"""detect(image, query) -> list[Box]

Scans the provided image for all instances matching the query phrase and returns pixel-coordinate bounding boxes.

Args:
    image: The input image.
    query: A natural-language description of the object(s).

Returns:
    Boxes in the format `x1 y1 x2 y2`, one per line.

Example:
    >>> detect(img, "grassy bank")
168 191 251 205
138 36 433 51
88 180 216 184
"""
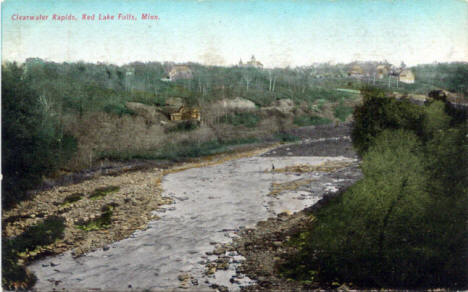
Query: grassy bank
97 133 299 162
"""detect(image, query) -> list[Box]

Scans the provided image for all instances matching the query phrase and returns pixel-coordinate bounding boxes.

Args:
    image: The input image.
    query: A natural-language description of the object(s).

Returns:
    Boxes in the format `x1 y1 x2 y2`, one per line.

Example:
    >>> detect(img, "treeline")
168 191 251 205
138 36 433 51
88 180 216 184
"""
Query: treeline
17 59 468 112
412 62 468 96
281 87 467 288
18 58 357 113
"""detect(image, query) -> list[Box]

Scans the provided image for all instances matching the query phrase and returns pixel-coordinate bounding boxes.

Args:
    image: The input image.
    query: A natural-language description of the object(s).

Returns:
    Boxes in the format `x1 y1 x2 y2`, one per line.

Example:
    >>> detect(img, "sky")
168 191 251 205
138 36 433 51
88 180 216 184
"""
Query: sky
2 0 467 67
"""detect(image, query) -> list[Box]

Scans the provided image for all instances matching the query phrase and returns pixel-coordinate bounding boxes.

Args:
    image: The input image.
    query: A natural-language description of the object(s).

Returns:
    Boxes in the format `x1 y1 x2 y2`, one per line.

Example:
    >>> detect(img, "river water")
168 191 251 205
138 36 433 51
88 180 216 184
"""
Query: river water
30 153 358 291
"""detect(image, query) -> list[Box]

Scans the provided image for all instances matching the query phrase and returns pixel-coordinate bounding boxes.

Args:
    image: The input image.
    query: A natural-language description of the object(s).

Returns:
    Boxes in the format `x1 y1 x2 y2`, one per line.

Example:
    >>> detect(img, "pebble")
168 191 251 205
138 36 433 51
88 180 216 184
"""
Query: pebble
273 241 282 247
177 273 190 281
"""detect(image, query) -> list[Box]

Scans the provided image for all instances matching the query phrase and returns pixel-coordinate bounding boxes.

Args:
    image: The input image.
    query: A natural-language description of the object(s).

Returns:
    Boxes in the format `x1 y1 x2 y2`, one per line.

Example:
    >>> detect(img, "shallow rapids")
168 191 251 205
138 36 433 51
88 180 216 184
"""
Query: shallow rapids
30 154 358 291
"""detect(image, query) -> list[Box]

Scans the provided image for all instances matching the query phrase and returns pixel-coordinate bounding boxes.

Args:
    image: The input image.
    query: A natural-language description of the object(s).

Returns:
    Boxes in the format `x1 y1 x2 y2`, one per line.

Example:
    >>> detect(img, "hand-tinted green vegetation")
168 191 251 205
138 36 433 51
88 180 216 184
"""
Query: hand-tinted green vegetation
2 63 77 209
166 120 200 132
281 88 467 289
61 192 84 205
75 202 118 231
334 101 353 121
88 186 120 200
220 112 260 128
2 216 66 290
100 137 261 162
412 62 468 96
2 59 466 211
293 115 332 126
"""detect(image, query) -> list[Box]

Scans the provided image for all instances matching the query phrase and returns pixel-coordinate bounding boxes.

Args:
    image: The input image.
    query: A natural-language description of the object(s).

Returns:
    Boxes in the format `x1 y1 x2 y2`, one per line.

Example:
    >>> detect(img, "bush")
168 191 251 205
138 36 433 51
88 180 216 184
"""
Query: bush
2 216 65 289
167 120 200 132
334 101 353 121
220 112 260 128
293 115 331 126
103 103 135 116
351 87 424 155
89 186 120 200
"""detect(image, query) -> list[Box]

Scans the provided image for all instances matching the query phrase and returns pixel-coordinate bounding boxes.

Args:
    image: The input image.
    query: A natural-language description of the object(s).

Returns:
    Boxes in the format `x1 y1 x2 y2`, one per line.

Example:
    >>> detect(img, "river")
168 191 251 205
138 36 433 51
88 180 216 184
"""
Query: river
30 143 359 291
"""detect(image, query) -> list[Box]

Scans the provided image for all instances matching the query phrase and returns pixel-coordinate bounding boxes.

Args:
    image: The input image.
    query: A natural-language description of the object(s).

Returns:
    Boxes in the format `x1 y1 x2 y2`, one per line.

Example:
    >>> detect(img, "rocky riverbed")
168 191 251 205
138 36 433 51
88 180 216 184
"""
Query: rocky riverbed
5 124 362 291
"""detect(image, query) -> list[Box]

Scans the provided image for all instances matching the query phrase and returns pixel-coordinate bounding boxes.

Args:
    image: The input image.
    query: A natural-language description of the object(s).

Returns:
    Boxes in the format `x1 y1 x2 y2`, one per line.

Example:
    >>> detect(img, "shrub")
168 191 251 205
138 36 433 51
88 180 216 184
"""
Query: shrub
293 115 331 126
351 87 424 155
76 209 113 231
103 103 135 116
62 193 84 205
2 216 65 289
89 186 120 200
334 101 353 121
220 112 260 128
167 120 199 132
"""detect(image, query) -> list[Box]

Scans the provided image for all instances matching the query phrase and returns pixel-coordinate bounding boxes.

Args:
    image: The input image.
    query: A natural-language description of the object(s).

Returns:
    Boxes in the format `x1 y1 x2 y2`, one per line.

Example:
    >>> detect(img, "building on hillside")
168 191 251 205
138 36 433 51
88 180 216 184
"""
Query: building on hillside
376 64 390 79
165 106 201 121
348 64 364 78
399 69 415 84
166 66 193 81
239 55 263 69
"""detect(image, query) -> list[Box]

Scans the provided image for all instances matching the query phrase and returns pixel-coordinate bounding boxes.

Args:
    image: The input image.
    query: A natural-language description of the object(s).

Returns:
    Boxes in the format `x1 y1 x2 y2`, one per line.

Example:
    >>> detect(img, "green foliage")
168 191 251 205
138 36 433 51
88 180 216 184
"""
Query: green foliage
293 115 332 126
274 132 301 142
103 103 136 116
412 62 468 97
62 193 84 205
75 204 117 231
88 186 120 200
98 137 259 161
351 87 425 155
2 216 65 290
129 90 166 106
2 63 77 209
220 112 260 128
283 130 432 288
282 87 467 289
167 120 200 132
334 101 353 121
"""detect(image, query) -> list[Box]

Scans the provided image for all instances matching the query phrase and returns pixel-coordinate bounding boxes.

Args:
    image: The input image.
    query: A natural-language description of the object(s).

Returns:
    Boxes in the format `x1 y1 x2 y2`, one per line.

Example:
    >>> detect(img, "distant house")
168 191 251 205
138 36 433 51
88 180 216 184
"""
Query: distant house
239 55 263 69
399 69 415 84
165 106 201 121
348 65 364 78
166 66 193 81
376 64 390 79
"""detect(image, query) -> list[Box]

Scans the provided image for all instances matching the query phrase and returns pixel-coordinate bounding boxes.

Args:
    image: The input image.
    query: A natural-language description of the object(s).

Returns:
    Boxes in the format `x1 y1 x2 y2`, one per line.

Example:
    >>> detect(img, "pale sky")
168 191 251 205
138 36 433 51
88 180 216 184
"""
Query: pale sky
2 0 467 67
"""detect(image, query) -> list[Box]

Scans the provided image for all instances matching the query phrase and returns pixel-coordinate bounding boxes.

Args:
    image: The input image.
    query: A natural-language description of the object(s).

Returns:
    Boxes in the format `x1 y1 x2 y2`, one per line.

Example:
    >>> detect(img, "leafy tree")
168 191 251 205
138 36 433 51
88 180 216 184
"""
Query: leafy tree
352 87 424 155
282 87 467 289
283 130 432 288
2 63 76 209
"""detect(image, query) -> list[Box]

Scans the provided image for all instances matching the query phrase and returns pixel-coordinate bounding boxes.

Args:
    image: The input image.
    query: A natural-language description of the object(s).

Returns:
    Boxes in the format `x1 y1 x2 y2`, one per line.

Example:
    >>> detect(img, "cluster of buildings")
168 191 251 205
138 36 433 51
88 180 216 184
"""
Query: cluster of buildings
348 63 415 84
238 55 264 69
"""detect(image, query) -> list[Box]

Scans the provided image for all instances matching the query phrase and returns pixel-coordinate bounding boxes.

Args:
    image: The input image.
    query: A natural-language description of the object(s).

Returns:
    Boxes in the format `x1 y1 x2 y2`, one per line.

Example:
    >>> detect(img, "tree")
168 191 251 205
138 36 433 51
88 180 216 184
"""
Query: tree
2 63 76 209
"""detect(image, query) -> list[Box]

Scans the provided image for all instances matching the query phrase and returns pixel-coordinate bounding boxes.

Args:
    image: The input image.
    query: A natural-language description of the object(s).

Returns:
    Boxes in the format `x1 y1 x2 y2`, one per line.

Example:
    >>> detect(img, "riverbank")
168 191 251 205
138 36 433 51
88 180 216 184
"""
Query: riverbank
3 124 358 290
